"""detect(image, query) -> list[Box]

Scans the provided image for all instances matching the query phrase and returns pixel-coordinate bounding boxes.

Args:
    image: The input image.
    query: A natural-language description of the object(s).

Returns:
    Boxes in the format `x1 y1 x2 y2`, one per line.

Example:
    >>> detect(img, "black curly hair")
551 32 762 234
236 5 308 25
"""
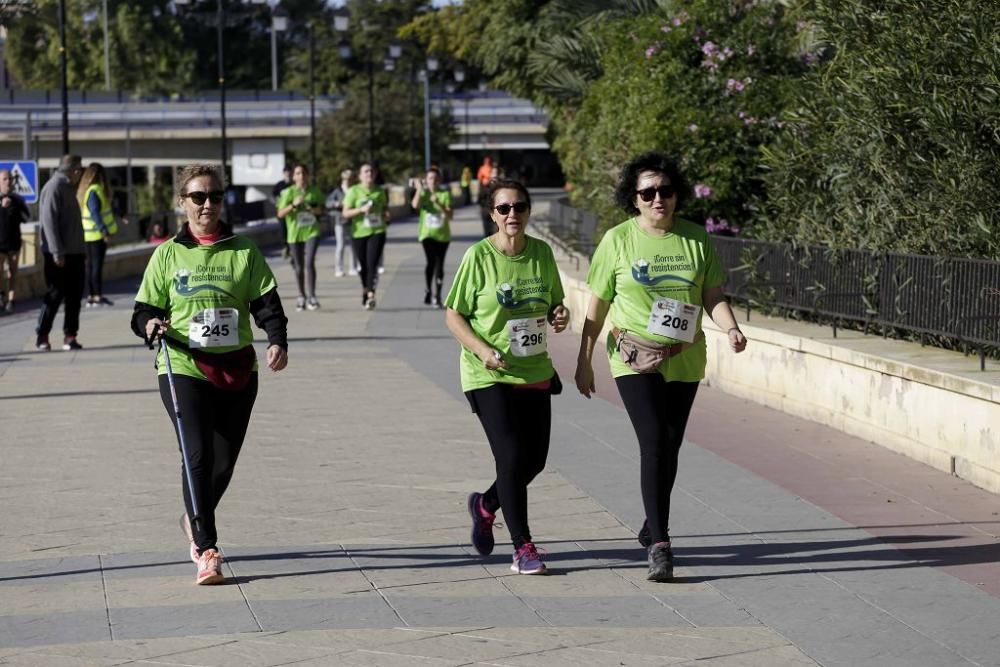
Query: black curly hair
613 152 689 215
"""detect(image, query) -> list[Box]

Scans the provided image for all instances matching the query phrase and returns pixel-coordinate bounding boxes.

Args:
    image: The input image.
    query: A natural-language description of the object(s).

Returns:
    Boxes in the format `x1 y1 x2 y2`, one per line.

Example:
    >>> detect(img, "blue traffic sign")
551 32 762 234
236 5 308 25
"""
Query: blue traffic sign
0 161 39 204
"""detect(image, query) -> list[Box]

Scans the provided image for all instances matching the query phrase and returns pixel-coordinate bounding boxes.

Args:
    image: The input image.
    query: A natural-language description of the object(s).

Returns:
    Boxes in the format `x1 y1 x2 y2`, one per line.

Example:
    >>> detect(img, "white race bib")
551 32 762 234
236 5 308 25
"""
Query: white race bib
297 211 317 227
364 214 382 229
646 297 700 343
507 317 548 357
188 308 239 348
425 213 443 230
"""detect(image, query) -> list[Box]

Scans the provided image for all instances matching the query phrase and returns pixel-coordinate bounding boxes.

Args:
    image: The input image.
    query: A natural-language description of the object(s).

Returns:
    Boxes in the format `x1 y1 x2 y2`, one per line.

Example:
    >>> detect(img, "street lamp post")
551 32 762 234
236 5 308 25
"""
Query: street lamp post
175 0 268 180
308 22 316 174
58 0 69 154
271 6 289 91
422 56 438 171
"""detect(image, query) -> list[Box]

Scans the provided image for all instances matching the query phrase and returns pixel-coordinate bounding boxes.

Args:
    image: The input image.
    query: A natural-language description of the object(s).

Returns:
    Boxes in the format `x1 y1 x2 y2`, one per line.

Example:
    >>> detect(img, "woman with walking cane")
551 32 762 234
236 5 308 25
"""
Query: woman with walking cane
130 164 289 585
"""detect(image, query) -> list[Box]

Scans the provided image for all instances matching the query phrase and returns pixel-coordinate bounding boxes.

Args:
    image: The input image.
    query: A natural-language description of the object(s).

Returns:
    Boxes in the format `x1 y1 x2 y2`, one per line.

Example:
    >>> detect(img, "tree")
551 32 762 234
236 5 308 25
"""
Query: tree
313 74 454 186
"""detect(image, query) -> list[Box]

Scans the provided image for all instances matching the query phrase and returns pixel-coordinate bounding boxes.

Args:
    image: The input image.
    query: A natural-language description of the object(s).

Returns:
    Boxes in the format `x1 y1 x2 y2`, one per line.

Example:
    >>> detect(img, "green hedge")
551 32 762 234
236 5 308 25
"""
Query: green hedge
556 0 808 236
756 0 1000 259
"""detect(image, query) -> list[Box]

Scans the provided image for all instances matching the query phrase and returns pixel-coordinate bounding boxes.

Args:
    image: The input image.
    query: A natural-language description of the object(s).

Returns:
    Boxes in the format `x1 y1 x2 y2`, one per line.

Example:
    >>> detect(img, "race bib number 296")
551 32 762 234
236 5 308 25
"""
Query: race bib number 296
507 317 547 357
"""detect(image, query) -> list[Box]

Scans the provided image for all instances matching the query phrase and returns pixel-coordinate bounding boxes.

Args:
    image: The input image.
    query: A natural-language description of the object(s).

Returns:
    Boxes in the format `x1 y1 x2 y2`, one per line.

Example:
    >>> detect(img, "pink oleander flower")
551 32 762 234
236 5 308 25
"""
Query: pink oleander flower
722 47 733 58
701 41 718 56
694 184 714 199
705 216 719 232
661 25 672 33
747 45 757 56
687 123 699 132
645 44 660 58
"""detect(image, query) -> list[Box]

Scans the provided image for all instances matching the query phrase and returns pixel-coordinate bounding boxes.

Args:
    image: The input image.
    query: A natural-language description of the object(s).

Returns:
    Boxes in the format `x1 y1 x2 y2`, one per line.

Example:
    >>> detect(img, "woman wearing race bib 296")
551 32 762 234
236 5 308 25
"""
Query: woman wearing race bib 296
411 166 452 308
342 163 389 310
130 164 289 586
445 179 570 576
573 152 747 582
276 163 324 312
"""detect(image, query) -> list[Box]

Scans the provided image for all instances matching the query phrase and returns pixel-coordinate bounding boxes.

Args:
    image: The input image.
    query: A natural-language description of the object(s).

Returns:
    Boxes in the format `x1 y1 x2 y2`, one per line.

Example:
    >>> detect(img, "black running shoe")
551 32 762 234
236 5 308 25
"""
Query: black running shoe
647 541 674 582
467 492 496 556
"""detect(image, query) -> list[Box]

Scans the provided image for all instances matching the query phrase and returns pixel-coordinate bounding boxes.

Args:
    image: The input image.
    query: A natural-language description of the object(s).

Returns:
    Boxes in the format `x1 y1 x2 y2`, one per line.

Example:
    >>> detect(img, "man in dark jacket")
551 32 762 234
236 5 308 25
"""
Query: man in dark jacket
36 155 86 351
0 168 30 314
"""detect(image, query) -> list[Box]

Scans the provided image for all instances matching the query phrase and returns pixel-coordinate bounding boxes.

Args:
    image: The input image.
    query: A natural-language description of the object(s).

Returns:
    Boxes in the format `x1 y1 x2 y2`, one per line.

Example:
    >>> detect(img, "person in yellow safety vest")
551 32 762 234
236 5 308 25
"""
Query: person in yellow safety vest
78 162 120 307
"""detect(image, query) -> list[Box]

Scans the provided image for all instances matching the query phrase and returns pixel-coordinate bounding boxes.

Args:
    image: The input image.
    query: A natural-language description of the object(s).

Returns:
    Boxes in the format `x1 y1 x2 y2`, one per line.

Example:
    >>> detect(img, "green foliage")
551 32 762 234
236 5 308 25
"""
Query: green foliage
557 0 806 234
312 74 455 186
757 0 1000 259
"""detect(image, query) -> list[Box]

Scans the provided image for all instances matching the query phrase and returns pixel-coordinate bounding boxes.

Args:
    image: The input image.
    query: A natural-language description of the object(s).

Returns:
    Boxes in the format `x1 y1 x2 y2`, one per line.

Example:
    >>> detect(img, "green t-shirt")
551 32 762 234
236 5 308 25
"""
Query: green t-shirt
343 184 388 239
277 184 324 244
446 236 565 392
135 235 278 380
586 217 725 382
417 188 453 243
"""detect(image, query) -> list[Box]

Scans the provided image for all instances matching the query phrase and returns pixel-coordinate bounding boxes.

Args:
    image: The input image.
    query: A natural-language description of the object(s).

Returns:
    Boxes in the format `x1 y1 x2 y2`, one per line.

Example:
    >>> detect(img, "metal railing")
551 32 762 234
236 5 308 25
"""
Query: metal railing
540 200 1000 369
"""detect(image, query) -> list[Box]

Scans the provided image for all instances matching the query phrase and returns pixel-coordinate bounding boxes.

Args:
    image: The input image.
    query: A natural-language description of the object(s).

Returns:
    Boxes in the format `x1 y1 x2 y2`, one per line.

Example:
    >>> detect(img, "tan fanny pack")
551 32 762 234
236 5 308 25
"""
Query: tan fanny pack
613 326 703 374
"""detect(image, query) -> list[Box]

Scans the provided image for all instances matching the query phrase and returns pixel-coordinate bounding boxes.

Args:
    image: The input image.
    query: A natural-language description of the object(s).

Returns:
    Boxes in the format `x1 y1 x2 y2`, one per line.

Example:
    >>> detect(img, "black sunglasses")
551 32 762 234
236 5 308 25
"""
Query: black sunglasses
494 202 529 216
636 185 676 202
183 190 225 205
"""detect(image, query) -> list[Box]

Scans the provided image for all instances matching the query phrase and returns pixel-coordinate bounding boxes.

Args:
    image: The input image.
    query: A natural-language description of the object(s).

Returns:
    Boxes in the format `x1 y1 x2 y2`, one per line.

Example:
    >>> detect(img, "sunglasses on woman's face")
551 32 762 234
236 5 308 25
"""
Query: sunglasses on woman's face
636 185 676 202
183 190 225 205
494 202 529 216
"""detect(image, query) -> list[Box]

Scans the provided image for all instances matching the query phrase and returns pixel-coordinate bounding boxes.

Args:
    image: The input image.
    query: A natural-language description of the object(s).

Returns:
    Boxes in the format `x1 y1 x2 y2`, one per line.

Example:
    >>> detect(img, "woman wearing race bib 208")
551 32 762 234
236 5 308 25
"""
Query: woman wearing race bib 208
131 164 289 586
445 179 570 575
573 153 747 582
342 163 389 310
276 163 324 312
411 166 452 307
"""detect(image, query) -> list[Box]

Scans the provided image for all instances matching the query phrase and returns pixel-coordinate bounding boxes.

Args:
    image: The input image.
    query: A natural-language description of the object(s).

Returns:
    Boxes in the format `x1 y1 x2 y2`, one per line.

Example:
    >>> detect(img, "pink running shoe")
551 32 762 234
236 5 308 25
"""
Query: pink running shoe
180 514 198 564
196 549 224 585
511 542 547 575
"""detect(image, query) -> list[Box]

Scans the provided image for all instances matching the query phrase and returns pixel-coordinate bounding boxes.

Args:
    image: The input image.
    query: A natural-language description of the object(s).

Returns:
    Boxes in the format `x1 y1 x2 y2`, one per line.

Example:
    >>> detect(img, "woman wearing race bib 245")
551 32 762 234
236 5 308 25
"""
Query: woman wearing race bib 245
445 179 570 575
574 152 747 582
131 164 289 586
276 163 324 312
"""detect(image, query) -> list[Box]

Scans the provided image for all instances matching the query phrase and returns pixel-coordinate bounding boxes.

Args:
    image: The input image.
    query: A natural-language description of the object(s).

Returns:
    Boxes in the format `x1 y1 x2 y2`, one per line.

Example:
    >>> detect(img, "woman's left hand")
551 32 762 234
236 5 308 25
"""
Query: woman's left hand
729 328 748 353
266 345 288 371
550 305 570 333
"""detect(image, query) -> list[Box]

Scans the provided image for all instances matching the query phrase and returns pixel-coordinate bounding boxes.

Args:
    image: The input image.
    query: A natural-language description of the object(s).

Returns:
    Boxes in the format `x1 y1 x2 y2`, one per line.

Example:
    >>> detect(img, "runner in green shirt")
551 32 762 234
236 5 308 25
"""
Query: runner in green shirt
276 164 324 311
410 166 453 307
573 152 747 582
131 164 289 586
445 178 571 576
342 163 390 309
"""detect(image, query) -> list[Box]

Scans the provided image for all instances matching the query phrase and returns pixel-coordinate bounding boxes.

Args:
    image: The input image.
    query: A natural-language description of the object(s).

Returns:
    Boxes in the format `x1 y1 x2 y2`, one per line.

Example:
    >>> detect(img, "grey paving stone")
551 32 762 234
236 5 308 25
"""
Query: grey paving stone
109 600 260 640
251 595 403 631
0 609 111 648
387 596 542 628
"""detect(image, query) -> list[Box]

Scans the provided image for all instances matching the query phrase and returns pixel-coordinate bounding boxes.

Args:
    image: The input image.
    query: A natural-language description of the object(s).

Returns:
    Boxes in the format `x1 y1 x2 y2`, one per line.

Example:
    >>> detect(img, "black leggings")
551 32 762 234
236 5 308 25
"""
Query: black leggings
615 375 699 545
85 240 107 297
467 383 551 550
289 237 319 298
421 239 449 294
352 233 386 293
158 372 258 553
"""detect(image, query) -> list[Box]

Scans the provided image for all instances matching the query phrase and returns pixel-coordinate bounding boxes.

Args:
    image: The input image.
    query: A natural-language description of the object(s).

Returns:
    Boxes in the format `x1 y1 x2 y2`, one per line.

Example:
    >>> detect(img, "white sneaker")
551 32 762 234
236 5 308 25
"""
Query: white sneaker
335 269 345 277
295 296 306 312
307 297 320 311
378 266 385 275
348 268 359 276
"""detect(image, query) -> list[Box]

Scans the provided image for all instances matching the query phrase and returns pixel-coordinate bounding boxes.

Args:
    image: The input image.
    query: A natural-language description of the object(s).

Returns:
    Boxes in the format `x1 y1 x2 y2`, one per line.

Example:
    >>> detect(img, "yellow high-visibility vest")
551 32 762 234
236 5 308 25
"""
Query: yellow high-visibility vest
81 184 118 242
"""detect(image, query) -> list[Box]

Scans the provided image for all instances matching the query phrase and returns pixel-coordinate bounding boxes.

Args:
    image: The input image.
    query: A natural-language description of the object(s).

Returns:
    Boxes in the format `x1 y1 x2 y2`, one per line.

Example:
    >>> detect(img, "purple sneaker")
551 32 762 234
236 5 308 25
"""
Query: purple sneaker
511 542 546 575
467 492 495 555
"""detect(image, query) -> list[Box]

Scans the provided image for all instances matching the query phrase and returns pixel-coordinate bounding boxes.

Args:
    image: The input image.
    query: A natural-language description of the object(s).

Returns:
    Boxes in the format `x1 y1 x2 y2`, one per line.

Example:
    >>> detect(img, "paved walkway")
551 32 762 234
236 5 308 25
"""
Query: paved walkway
0 204 998 666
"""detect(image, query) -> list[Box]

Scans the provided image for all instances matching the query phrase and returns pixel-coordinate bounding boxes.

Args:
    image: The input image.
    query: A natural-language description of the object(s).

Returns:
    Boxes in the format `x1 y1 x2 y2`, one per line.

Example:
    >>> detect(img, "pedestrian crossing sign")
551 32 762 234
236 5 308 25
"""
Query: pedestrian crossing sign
0 161 39 204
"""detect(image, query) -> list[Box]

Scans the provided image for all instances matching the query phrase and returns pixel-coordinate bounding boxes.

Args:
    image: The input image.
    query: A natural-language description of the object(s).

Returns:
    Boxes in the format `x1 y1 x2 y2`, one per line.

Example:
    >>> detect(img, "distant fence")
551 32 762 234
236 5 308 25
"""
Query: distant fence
540 199 1000 368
